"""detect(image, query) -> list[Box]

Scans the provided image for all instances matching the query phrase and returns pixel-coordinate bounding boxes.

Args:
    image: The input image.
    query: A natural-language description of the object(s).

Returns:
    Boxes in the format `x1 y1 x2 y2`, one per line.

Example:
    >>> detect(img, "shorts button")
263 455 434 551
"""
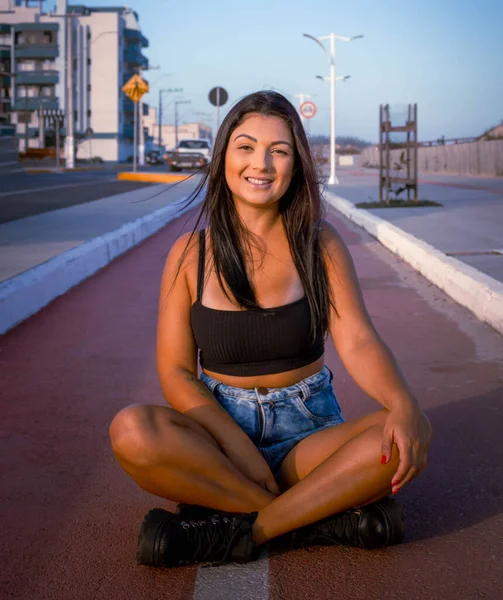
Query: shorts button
256 386 269 395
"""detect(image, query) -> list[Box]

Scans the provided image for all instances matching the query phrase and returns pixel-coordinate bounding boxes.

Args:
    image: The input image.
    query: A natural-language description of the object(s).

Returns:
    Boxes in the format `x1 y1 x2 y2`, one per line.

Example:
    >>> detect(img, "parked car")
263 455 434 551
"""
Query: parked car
146 150 164 165
165 151 208 172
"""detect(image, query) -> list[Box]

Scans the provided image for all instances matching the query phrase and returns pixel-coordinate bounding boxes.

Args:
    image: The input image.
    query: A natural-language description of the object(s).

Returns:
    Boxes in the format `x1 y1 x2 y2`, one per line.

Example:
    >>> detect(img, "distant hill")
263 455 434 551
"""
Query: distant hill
309 135 372 149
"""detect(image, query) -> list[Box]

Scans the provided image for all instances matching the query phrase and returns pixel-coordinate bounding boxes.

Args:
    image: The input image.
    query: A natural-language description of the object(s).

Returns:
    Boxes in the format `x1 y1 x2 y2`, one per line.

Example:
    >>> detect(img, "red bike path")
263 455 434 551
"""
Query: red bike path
1 205 502 600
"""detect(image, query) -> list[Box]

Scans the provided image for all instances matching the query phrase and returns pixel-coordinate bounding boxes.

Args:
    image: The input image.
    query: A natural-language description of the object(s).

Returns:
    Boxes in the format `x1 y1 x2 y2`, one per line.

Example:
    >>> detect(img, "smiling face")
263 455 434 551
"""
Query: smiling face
224 113 295 209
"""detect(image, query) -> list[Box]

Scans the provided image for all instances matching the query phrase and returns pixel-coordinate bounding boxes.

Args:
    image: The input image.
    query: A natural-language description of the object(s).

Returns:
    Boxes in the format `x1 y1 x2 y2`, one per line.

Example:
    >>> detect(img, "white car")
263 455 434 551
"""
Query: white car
174 139 212 161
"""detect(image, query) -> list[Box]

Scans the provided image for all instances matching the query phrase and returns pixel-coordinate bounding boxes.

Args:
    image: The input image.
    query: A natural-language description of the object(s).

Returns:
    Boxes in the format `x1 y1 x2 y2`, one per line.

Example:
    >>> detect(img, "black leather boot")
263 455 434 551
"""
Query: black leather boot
136 508 258 568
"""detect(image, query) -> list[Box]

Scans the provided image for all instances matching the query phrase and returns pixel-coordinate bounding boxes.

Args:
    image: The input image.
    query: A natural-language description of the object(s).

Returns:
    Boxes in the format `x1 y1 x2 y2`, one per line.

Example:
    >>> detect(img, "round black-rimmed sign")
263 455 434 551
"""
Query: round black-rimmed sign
209 87 228 107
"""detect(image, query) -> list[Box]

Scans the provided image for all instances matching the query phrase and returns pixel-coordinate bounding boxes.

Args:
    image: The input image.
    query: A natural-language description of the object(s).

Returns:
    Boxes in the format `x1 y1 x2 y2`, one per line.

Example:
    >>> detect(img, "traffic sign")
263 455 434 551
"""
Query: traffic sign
122 74 149 103
300 101 317 119
209 87 228 107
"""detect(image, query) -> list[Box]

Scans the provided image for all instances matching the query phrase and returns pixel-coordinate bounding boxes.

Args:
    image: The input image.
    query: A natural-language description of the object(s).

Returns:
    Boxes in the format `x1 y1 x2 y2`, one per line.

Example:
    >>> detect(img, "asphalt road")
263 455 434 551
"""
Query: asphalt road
0 168 160 224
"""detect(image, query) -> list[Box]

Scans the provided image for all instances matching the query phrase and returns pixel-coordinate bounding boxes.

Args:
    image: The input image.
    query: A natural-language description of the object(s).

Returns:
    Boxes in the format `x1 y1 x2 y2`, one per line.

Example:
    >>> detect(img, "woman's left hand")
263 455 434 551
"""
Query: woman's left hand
381 402 432 494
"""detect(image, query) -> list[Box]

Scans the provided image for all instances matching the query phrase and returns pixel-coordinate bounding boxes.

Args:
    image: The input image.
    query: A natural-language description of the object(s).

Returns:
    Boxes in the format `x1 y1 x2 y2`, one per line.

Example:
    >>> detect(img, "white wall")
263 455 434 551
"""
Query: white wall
85 11 120 160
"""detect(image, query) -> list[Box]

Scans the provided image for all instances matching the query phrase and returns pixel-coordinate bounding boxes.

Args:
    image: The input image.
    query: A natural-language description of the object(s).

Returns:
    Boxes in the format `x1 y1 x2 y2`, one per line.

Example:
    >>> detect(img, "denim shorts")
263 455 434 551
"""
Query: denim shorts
200 366 344 477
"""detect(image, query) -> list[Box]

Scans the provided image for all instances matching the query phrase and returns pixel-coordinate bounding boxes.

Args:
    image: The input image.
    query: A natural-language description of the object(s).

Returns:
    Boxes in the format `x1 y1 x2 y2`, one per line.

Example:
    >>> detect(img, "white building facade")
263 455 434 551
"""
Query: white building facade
144 106 213 152
0 0 150 161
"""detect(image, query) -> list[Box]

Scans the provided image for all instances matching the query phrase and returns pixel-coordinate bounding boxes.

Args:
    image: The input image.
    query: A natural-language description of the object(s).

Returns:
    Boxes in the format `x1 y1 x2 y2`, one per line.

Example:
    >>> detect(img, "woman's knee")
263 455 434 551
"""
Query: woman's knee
109 404 176 467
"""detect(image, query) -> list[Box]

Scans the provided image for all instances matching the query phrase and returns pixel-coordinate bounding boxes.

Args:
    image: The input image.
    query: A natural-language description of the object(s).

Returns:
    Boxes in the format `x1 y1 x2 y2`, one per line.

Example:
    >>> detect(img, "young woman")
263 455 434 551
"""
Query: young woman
109 91 431 568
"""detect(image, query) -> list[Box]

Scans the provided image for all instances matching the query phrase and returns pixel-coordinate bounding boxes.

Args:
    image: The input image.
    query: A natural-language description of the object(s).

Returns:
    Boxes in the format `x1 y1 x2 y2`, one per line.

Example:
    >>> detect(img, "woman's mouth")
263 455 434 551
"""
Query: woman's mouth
245 177 273 188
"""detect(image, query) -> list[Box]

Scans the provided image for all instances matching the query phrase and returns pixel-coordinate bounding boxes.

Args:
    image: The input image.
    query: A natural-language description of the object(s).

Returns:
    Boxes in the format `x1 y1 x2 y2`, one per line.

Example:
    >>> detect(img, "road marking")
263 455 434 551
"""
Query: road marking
193 551 269 600
0 177 118 198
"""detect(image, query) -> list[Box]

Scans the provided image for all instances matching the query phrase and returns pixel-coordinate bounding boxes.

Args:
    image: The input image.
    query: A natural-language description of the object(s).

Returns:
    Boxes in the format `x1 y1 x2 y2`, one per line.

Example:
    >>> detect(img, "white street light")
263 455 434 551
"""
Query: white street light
304 32 363 184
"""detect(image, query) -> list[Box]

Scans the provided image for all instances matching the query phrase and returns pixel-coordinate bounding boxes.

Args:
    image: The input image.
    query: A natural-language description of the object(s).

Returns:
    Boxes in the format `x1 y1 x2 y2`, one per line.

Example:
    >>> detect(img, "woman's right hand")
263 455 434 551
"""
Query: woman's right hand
223 443 280 496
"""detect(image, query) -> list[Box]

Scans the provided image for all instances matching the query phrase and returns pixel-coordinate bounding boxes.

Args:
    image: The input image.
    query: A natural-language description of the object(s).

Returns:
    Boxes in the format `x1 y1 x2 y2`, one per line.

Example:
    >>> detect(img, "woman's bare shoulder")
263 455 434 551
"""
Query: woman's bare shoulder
165 230 201 271
319 220 346 253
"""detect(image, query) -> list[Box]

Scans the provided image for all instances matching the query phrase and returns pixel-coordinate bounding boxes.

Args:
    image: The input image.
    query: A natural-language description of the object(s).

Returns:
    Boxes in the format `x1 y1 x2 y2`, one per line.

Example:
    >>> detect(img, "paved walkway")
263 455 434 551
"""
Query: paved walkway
0 176 201 283
1 186 502 598
332 167 503 283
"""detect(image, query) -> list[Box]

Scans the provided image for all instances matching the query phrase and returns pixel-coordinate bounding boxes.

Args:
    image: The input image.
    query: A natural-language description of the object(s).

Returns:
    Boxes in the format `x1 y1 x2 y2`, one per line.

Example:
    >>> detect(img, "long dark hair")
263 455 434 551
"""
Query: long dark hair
179 90 333 339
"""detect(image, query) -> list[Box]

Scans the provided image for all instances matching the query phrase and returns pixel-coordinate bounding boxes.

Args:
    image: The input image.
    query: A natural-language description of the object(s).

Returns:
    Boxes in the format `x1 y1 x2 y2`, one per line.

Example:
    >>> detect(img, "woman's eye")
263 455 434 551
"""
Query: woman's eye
238 145 253 151
272 149 288 156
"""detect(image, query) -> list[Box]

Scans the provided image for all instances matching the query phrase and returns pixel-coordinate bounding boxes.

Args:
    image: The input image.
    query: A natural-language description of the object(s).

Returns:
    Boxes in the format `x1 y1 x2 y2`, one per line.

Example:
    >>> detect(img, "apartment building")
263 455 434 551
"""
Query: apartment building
0 0 149 161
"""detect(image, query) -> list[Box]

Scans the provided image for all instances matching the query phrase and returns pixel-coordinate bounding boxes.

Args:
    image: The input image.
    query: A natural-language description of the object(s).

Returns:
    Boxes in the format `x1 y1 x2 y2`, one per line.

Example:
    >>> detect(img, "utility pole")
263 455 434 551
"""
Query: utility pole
158 87 182 150
174 99 190 147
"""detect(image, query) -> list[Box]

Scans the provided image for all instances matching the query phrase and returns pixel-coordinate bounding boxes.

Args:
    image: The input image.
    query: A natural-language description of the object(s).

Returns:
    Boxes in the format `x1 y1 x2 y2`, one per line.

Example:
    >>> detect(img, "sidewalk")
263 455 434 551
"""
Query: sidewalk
0 176 202 333
330 167 503 282
326 167 503 336
1 199 502 600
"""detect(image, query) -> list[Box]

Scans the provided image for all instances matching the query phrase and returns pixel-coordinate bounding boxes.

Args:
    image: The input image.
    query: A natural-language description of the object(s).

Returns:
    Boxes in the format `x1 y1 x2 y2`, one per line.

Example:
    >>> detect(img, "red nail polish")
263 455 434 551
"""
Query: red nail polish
392 487 399 495
381 455 387 464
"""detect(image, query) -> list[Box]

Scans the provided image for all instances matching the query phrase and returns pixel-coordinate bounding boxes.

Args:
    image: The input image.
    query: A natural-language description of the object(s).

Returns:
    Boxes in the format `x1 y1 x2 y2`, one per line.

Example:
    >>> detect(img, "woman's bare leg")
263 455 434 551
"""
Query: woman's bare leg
252 410 398 545
110 404 275 513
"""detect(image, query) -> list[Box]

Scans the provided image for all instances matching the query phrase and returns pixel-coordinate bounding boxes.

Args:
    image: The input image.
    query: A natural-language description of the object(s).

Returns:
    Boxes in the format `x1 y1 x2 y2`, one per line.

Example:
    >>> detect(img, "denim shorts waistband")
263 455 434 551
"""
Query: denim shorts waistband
200 365 333 402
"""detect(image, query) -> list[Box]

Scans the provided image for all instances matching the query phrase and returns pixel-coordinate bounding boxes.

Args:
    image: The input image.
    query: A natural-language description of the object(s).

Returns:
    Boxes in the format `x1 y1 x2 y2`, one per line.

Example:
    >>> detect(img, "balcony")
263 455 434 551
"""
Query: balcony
123 48 148 69
13 23 58 33
12 96 59 111
15 44 59 59
124 28 149 48
15 70 59 85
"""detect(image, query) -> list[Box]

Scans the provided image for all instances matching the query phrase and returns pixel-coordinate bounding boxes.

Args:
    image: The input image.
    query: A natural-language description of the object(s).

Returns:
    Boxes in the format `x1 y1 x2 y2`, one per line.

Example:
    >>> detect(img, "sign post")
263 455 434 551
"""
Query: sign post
208 86 228 133
122 73 149 171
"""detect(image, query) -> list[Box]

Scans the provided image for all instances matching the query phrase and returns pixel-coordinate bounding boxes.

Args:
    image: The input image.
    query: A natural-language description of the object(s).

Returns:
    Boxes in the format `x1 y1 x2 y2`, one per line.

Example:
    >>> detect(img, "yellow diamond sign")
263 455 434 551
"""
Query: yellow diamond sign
122 73 149 103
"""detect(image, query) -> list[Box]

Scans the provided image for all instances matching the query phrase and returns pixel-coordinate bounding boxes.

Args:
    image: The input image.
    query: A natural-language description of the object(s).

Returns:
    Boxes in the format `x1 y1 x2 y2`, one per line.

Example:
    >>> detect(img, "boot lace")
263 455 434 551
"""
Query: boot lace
176 515 245 566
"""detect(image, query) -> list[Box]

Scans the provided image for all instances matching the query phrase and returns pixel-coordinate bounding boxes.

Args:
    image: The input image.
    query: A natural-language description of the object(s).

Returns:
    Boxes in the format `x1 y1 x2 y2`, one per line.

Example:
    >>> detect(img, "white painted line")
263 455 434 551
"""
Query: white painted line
193 549 269 600
0 177 117 198
0 195 198 334
326 190 503 337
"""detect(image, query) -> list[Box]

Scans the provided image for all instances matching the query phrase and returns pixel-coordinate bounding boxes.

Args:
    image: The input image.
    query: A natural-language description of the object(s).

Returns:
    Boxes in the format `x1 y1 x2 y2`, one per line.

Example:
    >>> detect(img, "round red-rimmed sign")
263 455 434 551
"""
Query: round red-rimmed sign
300 101 317 119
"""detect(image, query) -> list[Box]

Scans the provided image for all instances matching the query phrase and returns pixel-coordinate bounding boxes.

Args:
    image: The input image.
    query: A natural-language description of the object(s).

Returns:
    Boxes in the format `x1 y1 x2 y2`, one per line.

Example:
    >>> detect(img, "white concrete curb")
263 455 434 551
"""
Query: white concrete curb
326 191 503 336
0 196 199 334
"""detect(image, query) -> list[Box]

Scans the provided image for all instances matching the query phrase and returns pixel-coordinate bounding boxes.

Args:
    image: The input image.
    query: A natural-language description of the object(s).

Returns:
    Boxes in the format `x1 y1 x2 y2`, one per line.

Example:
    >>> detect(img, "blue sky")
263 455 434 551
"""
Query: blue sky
66 0 503 142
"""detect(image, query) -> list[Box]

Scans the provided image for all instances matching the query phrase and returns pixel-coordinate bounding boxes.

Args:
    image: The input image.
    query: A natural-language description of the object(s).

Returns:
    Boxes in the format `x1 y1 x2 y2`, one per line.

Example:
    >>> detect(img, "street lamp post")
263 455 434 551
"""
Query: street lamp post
174 99 190 147
303 32 363 185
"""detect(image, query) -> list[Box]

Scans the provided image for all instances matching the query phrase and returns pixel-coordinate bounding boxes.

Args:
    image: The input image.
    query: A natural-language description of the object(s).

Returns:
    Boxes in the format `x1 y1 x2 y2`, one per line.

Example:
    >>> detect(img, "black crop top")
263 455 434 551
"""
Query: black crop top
190 230 325 376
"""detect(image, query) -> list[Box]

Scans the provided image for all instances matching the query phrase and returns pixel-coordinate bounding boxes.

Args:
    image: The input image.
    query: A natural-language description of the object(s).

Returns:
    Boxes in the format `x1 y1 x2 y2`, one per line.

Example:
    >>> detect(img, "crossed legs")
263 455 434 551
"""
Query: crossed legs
110 404 397 546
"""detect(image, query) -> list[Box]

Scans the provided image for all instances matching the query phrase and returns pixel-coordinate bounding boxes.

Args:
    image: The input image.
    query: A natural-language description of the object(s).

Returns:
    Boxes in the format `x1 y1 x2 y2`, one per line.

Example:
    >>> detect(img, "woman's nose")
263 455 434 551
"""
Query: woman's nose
252 152 273 171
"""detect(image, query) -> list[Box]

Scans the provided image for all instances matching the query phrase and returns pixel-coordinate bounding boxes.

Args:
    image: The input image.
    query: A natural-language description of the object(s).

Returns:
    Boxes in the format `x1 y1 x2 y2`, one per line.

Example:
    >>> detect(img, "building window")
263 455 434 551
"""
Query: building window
87 109 91 117
17 111 32 124
87 83 91 92
87 58 91 65
40 86 54 97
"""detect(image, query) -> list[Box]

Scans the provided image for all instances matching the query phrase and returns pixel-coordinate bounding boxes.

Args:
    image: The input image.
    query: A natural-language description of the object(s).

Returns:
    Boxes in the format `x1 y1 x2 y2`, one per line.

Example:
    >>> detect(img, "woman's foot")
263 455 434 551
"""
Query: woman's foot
136 509 258 568
288 497 405 550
